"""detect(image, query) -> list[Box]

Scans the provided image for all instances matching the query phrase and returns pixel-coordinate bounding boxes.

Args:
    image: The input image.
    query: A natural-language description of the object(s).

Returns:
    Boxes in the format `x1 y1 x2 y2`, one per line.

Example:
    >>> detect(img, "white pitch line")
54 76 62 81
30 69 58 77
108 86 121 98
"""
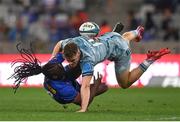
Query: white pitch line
144 116 180 121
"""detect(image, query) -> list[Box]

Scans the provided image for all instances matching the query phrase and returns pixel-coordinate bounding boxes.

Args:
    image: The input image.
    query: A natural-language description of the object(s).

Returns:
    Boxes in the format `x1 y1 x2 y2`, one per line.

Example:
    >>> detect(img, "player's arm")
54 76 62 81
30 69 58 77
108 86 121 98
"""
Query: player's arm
48 53 65 64
77 75 92 112
50 41 62 60
77 62 94 112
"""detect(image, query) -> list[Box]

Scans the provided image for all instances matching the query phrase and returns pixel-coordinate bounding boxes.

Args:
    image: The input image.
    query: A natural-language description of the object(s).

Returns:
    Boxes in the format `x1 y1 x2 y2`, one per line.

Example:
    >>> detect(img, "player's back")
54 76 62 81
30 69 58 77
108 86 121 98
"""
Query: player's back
61 33 130 65
97 32 130 61
72 36 108 64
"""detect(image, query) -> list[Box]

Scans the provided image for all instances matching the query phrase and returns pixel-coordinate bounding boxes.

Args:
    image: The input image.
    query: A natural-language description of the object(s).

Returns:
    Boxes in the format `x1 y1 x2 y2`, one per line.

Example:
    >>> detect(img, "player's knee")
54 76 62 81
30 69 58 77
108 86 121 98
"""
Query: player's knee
116 78 130 89
119 83 130 89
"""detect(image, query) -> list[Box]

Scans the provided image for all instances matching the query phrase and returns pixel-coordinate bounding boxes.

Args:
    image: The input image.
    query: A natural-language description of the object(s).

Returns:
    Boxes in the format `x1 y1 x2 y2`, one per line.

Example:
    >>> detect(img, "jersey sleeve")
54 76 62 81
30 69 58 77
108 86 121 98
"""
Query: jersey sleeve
80 61 94 77
49 53 64 63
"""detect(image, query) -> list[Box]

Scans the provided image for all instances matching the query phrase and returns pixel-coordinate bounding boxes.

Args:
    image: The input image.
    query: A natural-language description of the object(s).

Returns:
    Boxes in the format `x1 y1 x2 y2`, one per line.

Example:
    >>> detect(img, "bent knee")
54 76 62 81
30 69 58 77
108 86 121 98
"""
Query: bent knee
119 83 130 89
120 85 129 89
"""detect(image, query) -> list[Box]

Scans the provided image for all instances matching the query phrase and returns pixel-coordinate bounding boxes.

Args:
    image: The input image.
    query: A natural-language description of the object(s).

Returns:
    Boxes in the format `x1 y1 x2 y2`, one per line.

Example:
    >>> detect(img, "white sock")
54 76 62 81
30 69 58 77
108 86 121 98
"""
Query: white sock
139 59 154 72
130 30 138 37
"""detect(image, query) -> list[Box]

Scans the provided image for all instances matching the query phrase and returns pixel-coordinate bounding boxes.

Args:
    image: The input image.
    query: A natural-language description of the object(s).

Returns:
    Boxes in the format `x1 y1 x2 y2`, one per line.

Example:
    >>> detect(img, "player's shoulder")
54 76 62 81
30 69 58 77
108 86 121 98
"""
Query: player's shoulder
60 38 73 49
73 36 93 46
61 36 92 47
73 35 88 41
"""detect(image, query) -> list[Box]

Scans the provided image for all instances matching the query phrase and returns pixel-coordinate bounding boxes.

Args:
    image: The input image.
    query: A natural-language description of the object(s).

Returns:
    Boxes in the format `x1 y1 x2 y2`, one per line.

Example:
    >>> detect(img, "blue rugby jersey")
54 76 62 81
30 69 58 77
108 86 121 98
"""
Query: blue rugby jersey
44 78 80 104
44 53 81 104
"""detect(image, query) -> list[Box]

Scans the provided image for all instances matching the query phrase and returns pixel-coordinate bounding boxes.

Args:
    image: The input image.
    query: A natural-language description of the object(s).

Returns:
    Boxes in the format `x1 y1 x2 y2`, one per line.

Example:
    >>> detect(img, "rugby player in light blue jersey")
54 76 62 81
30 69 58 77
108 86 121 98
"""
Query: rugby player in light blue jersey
51 24 171 112
9 44 108 109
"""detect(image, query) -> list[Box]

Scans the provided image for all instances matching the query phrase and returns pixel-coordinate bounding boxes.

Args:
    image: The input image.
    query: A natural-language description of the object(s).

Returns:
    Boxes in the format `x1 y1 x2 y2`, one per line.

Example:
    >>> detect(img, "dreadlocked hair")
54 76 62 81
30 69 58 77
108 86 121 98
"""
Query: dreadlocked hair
42 62 66 81
8 43 66 94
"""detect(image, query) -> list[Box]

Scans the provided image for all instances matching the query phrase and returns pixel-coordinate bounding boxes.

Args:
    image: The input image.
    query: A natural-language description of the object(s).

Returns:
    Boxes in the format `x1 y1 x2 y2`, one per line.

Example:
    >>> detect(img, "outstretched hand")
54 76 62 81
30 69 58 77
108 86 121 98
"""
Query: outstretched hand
93 72 102 83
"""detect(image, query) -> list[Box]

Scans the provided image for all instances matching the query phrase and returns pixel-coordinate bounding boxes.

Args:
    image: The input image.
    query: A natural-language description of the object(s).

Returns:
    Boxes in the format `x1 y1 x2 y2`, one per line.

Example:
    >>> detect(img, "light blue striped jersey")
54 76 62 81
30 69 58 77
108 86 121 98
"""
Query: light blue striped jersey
60 32 131 76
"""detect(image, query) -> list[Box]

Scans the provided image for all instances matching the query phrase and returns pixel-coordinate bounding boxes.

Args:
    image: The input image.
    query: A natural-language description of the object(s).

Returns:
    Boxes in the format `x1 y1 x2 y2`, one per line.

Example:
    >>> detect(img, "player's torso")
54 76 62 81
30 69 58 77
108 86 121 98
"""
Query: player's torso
61 33 130 64
73 36 108 65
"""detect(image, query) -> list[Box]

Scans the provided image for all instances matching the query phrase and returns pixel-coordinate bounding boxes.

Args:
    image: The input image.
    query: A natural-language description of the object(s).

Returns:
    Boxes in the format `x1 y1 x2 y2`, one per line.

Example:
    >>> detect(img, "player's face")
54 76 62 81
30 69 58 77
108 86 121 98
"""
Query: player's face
66 50 80 68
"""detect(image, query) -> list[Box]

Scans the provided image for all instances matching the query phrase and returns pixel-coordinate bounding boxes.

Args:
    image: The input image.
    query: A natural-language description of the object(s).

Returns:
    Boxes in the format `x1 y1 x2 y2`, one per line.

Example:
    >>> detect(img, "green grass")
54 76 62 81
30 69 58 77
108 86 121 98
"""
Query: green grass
0 87 180 121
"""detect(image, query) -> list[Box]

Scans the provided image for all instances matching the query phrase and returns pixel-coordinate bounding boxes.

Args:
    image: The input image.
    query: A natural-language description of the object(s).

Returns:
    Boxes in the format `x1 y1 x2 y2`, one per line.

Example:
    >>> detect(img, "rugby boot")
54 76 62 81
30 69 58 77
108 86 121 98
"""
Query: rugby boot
146 48 171 62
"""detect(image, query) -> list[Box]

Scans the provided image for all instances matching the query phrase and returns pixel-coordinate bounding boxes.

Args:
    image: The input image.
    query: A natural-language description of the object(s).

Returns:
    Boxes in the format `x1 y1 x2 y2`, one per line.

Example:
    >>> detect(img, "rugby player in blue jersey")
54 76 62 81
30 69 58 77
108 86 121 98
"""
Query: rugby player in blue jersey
50 23 171 112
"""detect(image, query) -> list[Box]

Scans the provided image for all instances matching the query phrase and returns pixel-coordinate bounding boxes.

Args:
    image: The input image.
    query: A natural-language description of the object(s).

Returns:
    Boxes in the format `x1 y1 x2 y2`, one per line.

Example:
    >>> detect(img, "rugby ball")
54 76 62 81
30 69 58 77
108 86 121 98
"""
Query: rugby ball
79 22 100 37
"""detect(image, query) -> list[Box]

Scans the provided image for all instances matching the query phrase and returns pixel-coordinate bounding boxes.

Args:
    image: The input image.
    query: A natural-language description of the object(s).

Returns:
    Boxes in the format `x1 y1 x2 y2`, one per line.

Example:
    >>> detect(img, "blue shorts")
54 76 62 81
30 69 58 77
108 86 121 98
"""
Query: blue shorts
43 78 80 104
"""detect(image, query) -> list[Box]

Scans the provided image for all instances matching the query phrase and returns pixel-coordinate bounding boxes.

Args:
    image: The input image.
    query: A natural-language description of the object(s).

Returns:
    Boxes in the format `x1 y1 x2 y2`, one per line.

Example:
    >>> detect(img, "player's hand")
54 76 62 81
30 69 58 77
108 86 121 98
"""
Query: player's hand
94 72 102 82
93 72 102 86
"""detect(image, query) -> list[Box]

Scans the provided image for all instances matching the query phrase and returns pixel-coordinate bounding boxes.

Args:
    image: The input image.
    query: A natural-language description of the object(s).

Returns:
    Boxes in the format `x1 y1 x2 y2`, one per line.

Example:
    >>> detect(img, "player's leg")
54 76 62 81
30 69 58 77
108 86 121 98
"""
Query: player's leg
115 48 171 89
122 26 144 42
115 66 143 89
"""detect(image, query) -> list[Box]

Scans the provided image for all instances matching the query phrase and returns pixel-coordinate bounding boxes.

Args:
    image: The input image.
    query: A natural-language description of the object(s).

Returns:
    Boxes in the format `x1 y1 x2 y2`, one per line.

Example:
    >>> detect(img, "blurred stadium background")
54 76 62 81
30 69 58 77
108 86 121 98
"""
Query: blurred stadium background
0 0 179 88
0 0 179 53
0 0 180 120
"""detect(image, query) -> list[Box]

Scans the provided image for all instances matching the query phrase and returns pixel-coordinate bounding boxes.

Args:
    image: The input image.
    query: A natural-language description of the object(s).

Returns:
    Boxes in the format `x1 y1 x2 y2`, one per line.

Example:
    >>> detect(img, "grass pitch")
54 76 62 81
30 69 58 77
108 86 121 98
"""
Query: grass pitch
0 87 180 121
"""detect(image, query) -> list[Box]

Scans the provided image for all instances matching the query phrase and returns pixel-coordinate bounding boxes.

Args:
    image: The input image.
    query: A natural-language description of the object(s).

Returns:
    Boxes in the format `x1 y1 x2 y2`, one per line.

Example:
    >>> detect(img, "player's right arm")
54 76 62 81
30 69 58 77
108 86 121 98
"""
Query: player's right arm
77 75 92 112
50 41 62 60
77 61 94 112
